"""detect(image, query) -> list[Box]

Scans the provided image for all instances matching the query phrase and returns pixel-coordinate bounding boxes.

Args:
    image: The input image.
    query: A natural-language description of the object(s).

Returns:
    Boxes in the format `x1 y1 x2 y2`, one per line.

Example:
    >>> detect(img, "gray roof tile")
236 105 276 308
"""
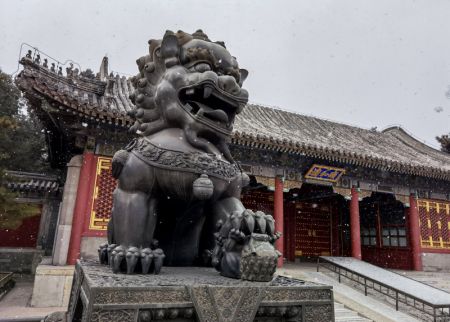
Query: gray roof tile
234 104 450 179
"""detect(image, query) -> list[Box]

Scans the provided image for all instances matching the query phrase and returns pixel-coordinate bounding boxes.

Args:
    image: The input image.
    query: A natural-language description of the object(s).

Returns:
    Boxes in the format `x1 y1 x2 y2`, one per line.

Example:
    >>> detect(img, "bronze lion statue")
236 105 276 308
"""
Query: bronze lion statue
98 30 280 280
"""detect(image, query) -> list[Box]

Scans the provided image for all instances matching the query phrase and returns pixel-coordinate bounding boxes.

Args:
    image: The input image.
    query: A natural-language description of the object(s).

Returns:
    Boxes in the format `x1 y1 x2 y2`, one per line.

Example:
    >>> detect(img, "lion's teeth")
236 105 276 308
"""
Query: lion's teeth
203 87 212 99
186 88 195 95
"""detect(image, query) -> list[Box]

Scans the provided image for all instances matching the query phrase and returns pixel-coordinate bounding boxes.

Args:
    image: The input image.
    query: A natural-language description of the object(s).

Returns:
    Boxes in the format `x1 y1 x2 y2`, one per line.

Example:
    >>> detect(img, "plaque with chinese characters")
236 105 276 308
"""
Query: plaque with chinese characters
304 164 345 183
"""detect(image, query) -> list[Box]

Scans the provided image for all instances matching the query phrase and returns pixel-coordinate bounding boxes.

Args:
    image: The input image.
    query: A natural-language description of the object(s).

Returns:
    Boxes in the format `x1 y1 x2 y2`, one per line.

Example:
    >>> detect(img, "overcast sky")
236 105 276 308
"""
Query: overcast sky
1 0 449 148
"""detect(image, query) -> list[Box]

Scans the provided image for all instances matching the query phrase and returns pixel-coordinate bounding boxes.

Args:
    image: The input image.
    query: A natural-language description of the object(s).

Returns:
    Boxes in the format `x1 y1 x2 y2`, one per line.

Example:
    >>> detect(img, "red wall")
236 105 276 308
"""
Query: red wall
0 213 41 248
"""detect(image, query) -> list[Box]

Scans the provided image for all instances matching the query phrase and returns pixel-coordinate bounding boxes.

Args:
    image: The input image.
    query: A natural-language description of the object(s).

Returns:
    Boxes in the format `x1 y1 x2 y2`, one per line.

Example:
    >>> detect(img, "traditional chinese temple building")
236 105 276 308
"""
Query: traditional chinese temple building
11 50 450 282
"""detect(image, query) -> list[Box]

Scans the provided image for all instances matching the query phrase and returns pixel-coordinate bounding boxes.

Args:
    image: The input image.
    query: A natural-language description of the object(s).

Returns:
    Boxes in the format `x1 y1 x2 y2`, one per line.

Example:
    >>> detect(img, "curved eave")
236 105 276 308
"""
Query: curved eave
15 59 134 127
232 131 450 181
383 126 450 158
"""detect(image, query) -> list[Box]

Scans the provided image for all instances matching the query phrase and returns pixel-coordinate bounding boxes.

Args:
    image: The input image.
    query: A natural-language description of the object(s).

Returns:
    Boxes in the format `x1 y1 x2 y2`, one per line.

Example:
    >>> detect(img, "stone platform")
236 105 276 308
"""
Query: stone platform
65 260 334 322
31 263 74 307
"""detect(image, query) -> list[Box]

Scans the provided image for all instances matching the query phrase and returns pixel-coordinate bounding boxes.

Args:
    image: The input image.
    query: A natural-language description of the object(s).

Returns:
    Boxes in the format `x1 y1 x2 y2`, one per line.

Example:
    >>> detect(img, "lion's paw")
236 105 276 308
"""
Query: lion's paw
98 243 165 275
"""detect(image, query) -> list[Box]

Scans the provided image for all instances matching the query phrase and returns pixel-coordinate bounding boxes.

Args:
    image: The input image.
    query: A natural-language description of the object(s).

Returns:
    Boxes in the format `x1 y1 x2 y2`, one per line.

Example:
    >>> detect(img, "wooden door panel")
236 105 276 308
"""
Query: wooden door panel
295 203 331 257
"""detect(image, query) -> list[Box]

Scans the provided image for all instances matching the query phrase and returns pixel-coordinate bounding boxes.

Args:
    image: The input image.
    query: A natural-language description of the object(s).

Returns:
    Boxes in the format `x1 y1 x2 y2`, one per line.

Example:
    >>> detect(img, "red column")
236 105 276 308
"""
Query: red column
274 176 284 267
350 187 362 259
408 195 422 271
67 152 95 265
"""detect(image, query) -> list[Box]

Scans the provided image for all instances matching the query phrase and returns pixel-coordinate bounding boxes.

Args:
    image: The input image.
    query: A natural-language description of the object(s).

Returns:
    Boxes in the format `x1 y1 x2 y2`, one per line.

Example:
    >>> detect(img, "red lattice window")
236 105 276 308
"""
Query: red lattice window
89 157 116 230
418 199 450 249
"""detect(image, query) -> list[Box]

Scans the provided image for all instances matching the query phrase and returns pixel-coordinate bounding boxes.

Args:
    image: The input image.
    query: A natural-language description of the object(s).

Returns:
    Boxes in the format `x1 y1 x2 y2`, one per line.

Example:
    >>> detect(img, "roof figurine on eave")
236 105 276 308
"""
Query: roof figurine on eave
15 52 450 181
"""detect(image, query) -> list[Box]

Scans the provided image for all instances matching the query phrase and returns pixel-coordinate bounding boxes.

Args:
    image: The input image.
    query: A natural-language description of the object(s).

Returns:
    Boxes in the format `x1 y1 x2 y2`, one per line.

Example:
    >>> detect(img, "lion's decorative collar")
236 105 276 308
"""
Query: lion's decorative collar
131 138 240 180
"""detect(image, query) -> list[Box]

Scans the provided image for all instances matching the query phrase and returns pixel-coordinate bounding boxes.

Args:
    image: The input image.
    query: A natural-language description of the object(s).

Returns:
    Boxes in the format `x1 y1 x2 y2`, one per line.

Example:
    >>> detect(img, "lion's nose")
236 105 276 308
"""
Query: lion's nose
218 75 240 95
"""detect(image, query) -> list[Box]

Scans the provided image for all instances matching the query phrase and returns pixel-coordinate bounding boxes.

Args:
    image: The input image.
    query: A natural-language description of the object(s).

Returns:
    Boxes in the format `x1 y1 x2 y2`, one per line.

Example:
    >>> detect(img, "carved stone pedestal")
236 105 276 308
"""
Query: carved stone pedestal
65 261 334 322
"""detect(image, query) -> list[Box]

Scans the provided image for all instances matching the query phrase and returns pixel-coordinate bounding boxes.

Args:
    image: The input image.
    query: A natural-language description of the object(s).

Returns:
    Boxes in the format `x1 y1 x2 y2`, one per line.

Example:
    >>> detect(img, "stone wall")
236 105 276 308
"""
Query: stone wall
0 248 44 274
422 252 450 272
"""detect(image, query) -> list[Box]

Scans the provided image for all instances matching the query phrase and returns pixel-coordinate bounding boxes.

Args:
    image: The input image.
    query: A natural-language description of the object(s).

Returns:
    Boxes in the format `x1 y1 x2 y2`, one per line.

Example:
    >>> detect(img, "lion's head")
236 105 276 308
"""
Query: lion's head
128 30 249 162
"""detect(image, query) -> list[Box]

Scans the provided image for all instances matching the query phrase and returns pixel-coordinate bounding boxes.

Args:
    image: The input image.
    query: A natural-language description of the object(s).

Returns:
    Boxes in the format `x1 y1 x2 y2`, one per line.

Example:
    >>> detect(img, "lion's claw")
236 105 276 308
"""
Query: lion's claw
229 228 245 242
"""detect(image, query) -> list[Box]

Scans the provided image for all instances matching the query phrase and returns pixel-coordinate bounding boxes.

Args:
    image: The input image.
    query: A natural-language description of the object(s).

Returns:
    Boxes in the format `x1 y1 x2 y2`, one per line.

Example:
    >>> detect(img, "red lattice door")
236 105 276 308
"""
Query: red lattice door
295 202 332 257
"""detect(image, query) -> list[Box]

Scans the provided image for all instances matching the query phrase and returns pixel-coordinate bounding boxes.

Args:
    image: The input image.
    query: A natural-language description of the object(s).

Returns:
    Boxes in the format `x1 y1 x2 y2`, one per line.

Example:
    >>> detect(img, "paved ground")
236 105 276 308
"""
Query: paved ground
0 275 64 322
394 269 450 293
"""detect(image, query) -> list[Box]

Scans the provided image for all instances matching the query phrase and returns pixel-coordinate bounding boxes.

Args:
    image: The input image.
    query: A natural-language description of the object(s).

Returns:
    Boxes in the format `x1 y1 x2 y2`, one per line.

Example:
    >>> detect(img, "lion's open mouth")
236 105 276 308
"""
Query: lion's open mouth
179 82 241 132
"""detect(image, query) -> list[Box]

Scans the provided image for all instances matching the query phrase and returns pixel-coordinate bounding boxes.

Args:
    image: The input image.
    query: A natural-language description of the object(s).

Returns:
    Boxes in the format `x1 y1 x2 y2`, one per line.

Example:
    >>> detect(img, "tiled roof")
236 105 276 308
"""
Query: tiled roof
233 105 450 180
3 171 60 194
16 59 450 180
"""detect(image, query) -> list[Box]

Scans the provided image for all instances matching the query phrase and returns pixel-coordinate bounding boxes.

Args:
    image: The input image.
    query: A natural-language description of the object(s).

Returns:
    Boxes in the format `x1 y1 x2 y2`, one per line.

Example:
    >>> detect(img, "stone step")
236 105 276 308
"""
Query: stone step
304 272 420 321
336 308 361 316
335 317 372 322
336 312 365 319
335 304 373 321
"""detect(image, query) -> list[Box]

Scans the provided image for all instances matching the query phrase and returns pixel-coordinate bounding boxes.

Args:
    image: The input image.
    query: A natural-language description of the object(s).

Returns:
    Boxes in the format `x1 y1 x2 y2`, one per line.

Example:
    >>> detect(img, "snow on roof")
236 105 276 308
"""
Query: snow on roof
234 104 450 180
16 59 450 180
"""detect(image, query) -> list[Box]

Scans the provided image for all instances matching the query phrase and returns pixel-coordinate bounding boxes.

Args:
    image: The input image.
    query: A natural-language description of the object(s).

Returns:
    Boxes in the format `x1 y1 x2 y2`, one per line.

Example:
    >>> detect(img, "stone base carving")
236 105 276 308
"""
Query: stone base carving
63 260 334 322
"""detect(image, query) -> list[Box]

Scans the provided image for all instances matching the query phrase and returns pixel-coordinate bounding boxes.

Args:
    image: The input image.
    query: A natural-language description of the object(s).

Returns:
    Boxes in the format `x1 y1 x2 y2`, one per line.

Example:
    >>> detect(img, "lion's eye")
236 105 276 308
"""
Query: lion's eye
189 63 212 73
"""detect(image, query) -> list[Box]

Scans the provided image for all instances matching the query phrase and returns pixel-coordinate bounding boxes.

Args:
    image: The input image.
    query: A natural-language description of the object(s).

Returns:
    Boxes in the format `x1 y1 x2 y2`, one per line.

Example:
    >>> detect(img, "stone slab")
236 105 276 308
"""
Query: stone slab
36 264 76 276
31 264 74 308
65 260 334 322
